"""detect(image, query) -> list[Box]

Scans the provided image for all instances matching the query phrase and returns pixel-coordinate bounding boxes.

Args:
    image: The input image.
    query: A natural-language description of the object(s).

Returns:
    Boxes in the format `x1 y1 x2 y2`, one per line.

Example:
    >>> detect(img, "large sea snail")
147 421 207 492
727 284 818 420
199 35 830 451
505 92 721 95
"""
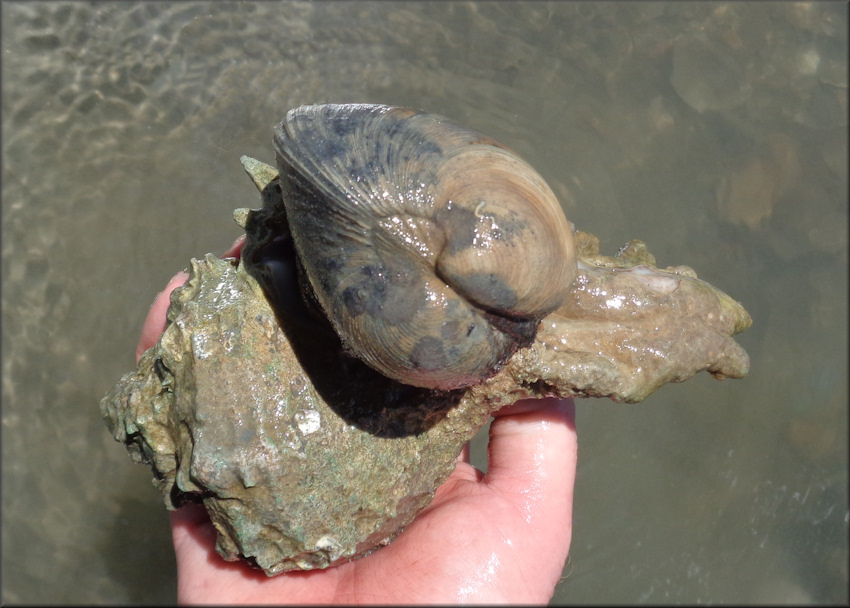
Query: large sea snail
242 103 576 390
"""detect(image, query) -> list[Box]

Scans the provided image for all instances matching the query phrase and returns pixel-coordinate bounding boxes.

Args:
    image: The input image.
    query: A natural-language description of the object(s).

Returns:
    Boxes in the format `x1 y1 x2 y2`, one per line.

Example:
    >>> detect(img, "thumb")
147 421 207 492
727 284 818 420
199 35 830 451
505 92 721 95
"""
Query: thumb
485 397 577 574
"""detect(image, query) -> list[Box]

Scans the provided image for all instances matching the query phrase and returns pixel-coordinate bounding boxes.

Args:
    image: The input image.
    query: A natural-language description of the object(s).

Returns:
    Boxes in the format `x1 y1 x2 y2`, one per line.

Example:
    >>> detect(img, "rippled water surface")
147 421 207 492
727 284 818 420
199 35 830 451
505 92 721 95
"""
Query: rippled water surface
2 1 847 604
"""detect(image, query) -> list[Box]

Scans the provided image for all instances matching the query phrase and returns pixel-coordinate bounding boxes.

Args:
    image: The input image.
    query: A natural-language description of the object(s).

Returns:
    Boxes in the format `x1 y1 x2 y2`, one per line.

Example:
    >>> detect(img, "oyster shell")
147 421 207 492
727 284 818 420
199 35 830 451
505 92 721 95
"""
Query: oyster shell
101 223 750 574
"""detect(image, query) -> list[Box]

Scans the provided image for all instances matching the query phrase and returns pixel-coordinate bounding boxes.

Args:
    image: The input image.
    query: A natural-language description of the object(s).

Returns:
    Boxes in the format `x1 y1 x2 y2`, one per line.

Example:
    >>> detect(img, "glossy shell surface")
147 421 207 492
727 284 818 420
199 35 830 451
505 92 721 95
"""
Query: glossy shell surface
271 104 576 389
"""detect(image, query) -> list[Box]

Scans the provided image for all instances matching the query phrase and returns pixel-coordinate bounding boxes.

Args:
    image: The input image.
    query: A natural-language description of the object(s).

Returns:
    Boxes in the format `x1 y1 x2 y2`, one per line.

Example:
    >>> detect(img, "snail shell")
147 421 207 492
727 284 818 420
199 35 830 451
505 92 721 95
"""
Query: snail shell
263 103 576 390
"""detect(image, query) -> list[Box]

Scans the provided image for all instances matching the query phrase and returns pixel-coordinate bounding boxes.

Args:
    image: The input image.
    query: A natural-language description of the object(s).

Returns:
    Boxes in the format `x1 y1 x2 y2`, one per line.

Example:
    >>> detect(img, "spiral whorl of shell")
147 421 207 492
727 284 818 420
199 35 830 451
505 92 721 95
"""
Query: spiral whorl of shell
266 104 575 390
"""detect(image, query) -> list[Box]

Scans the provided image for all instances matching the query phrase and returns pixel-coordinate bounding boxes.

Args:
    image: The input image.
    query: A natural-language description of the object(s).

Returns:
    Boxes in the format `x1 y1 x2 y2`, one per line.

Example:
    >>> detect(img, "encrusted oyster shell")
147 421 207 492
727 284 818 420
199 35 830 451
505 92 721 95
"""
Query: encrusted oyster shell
101 225 750 574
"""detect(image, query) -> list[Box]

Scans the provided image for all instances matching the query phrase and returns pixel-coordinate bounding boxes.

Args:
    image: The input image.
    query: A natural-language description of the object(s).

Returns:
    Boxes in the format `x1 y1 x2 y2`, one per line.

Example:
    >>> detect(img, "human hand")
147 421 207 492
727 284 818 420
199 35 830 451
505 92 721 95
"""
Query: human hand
137 237 578 604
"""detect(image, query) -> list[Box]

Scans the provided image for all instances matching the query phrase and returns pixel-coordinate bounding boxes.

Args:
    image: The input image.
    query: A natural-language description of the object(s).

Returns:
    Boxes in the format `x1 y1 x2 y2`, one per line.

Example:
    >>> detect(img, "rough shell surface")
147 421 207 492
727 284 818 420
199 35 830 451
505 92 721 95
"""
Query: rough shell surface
101 229 751 574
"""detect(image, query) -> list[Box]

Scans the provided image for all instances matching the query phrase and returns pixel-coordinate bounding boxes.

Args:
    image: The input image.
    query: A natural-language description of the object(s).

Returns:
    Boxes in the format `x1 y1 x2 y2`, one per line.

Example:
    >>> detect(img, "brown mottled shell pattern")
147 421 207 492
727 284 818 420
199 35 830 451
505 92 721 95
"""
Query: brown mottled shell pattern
271 104 576 390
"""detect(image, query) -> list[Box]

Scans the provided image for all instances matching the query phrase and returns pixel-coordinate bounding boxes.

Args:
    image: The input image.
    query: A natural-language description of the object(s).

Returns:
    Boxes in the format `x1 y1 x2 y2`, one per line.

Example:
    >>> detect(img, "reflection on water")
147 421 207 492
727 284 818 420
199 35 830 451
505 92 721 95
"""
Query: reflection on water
2 1 846 603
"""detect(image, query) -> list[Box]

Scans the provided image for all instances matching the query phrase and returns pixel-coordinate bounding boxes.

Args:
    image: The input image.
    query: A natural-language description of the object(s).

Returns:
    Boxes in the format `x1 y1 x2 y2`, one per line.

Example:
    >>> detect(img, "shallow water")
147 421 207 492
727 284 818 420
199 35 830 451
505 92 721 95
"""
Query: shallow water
2 1 847 603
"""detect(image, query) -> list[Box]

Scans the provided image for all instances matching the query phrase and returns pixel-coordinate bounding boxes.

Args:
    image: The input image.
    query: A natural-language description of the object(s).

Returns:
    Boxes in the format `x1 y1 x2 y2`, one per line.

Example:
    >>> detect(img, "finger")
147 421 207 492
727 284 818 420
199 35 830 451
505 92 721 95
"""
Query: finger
221 234 246 259
485 397 576 555
136 271 189 361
